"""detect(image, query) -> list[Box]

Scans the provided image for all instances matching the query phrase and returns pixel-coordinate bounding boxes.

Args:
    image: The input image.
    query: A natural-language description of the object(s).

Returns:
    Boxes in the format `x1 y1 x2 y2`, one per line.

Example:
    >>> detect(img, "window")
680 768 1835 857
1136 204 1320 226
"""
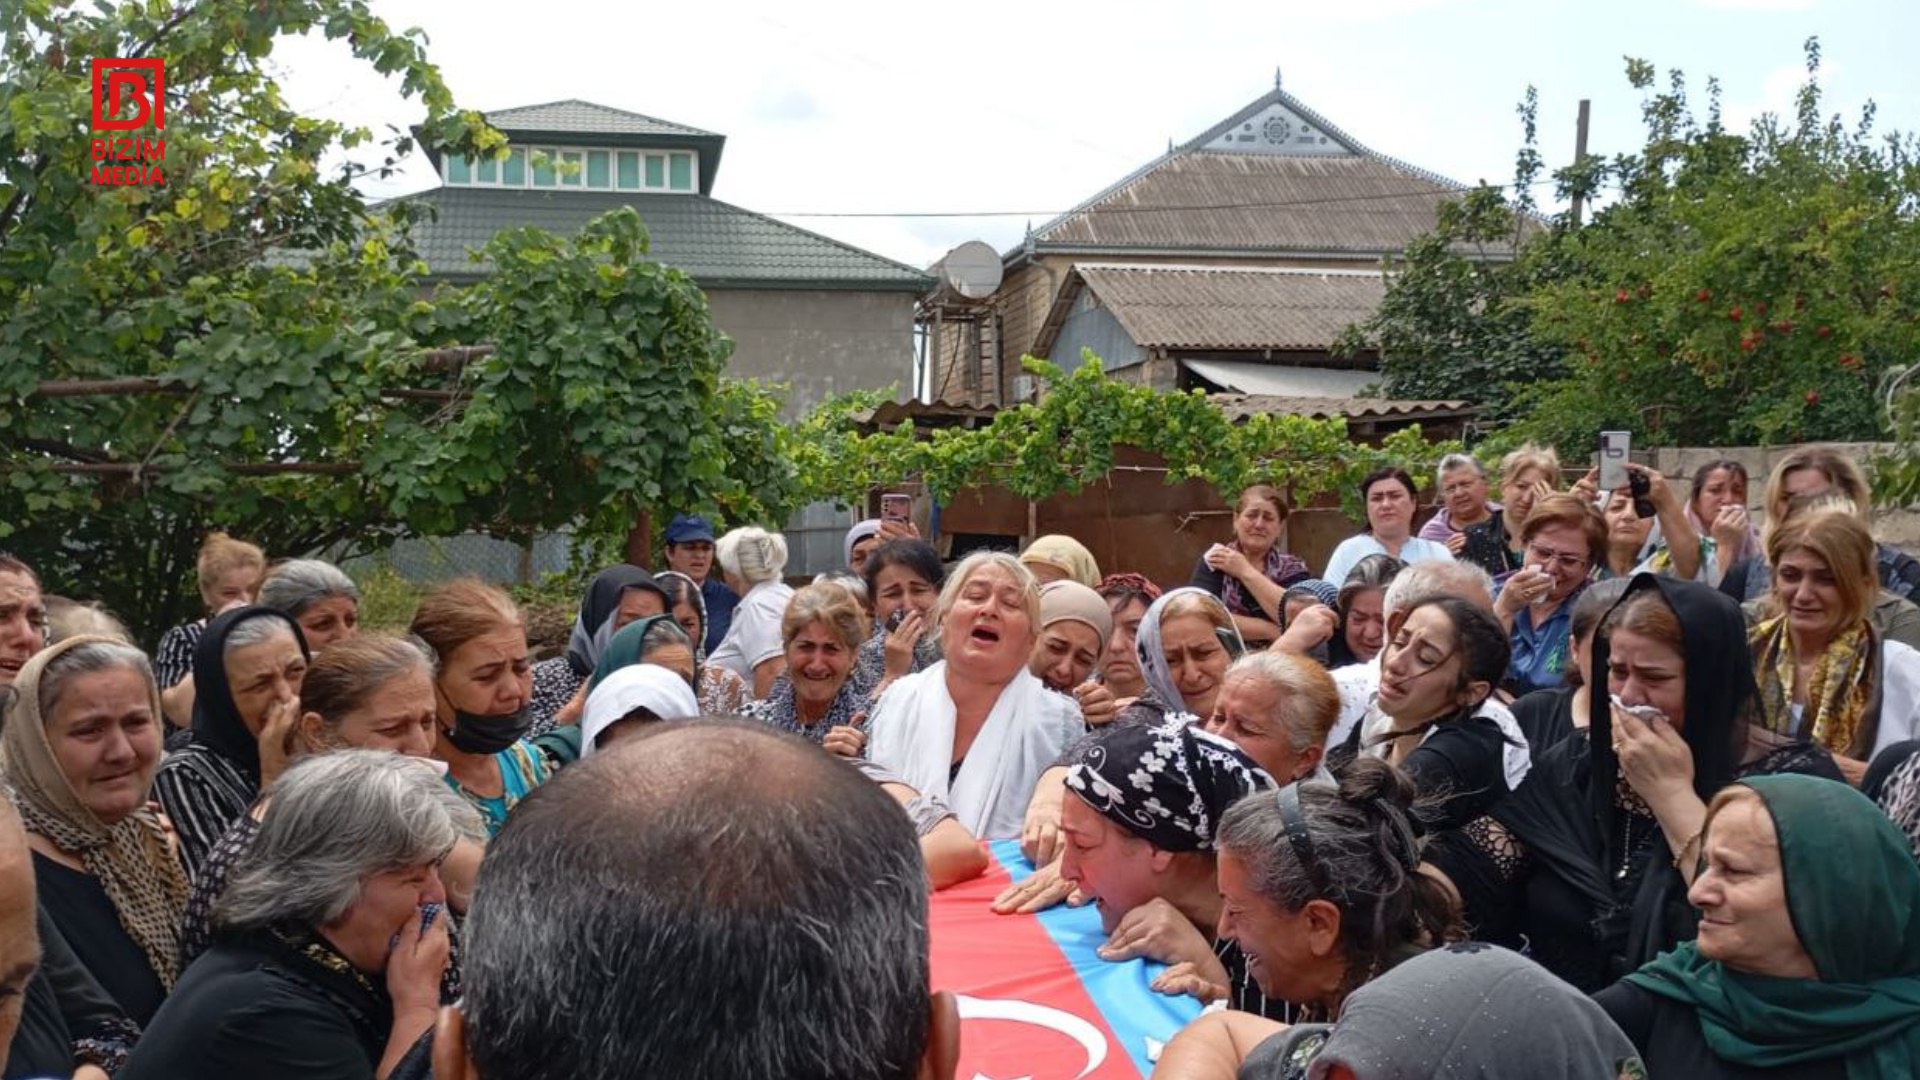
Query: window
531 148 556 187
616 151 639 189
587 150 610 189
502 148 527 185
560 151 583 186
445 154 471 184
476 154 498 184
464 144 696 193
668 152 693 191
645 154 664 188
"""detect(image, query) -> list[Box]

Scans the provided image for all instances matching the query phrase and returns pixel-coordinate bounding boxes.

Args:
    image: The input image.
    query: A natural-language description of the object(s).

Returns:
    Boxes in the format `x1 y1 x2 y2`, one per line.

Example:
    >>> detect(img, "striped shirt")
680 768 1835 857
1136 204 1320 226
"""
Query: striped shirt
152 620 205 689
1216 938 1300 1024
152 746 256 883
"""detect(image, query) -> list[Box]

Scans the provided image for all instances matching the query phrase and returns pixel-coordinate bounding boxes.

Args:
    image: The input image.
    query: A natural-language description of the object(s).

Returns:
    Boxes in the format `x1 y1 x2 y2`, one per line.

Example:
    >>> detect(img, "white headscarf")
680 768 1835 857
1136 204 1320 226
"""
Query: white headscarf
1135 587 1243 713
581 664 701 755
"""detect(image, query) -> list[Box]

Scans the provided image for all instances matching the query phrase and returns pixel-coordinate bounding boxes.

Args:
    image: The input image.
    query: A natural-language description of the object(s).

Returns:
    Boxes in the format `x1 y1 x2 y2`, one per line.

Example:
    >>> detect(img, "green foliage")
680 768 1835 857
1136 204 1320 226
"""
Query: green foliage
792 354 1458 519
0 0 800 644
1348 38 1920 460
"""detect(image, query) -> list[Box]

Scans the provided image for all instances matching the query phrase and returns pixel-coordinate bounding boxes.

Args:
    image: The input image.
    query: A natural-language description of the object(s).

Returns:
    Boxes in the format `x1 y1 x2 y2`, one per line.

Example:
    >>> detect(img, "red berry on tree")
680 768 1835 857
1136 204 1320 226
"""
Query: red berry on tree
1696 288 1712 302
1816 325 1832 338
1805 389 1820 404
1729 306 1744 320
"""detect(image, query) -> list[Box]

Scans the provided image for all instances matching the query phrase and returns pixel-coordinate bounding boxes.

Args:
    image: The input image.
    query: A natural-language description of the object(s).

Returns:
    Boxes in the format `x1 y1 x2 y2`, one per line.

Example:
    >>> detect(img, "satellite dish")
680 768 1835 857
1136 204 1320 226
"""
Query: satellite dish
932 240 1003 302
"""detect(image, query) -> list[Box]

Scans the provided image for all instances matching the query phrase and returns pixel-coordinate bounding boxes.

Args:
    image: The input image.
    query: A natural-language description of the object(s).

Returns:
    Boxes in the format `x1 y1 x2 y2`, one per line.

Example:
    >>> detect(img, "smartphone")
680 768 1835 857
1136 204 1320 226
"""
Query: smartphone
881 493 912 526
1598 431 1631 491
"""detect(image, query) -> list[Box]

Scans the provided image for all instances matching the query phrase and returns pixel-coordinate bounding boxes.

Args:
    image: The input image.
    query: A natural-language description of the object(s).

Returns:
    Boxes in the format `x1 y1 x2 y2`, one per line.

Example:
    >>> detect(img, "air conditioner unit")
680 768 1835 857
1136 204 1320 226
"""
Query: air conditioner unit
1010 375 1036 402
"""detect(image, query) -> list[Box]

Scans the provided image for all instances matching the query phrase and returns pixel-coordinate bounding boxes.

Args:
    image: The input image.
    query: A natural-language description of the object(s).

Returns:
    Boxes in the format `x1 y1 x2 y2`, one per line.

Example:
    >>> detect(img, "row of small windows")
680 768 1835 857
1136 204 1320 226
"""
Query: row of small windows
443 147 697 192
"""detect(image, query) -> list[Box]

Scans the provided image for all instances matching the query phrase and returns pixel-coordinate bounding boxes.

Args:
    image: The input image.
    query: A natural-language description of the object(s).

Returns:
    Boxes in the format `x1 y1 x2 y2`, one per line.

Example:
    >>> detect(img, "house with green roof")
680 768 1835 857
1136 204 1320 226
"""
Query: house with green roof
401 99 933 413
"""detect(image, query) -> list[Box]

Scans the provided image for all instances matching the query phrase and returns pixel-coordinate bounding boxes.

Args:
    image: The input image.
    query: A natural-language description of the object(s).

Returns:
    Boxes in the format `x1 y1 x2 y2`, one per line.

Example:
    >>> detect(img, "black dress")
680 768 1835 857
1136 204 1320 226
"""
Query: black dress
1511 685 1580 766
1459 510 1524 579
1332 710 1514 832
4 908 139 1079
32 853 167 1026
1594 982 1846 1080
121 926 395 1080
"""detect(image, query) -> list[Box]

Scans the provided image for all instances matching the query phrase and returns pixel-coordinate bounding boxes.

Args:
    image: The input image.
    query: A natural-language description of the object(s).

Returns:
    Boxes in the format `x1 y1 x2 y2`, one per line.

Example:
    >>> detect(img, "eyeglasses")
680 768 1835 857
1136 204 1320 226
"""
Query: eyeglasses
1526 543 1591 572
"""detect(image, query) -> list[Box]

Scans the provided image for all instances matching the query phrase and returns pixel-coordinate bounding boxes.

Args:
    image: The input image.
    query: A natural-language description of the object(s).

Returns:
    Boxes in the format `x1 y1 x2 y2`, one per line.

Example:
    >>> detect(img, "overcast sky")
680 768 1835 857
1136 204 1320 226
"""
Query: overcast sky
269 0 1919 270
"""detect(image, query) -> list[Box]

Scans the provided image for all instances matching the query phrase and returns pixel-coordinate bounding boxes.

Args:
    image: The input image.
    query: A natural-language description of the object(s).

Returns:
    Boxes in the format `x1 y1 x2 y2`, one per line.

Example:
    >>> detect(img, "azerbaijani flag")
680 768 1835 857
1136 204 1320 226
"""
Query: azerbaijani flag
928 840 1203 1080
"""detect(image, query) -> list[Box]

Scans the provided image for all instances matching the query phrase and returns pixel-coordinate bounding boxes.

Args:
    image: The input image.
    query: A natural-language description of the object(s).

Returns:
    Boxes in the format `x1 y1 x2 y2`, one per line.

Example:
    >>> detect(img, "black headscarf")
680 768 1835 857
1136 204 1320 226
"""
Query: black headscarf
1064 717 1273 852
188 605 310 786
1494 574 1836 988
563 565 668 677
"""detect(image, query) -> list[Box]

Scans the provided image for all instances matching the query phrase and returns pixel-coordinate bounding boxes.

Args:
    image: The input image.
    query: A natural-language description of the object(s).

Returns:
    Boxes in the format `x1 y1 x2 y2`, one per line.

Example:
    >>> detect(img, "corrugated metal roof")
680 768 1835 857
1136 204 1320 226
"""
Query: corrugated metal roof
1034 152 1460 254
1211 392 1473 422
856 399 1000 430
1183 359 1377 397
386 187 933 290
484 99 718 139
1073 264 1386 351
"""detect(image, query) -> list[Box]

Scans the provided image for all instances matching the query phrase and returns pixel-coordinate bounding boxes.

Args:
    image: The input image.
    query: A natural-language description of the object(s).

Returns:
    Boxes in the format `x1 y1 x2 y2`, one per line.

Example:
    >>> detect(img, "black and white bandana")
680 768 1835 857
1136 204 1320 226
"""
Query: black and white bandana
1065 717 1273 852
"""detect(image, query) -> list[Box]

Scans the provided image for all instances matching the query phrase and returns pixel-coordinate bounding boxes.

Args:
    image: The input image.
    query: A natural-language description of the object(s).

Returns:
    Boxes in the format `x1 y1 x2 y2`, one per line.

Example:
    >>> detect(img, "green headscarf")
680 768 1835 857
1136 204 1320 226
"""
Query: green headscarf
587 615 685 694
1624 773 1920 1080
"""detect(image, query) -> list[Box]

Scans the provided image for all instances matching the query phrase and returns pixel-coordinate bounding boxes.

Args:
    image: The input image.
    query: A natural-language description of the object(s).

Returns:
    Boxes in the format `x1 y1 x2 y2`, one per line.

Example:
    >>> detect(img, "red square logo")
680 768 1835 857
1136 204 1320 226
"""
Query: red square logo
91 58 165 131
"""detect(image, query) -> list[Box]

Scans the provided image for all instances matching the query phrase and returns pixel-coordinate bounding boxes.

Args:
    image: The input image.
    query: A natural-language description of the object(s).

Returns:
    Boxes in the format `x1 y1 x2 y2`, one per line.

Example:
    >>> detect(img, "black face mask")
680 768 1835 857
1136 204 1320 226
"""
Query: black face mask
443 706 531 756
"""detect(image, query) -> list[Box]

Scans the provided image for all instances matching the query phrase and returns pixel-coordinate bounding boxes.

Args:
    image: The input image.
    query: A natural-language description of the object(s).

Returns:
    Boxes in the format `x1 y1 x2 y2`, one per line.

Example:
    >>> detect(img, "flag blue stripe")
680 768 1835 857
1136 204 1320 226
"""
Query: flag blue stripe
991 839 1203 1078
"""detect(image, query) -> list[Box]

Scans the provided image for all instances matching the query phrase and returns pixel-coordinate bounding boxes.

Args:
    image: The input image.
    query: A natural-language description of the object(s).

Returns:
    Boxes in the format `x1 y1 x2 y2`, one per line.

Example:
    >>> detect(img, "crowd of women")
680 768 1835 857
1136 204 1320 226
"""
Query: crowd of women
2 441 1919 1079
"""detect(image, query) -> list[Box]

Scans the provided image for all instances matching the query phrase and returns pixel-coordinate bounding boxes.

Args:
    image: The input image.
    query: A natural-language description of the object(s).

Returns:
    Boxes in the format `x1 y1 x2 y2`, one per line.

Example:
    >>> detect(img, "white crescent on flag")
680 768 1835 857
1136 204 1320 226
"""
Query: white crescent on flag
955 993 1111 1080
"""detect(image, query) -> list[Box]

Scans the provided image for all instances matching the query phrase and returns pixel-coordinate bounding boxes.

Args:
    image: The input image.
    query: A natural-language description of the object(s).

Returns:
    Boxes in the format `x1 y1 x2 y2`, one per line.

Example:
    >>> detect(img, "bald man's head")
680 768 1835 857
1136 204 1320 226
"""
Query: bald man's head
0 796 39 1054
451 720 943 1080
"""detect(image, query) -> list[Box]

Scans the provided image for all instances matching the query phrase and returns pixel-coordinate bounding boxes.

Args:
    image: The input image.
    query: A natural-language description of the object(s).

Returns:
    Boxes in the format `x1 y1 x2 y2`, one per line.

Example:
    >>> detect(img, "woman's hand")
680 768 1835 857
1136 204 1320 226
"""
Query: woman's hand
386 904 451 1014
1271 604 1337 654
822 723 867 758
1614 702 1695 804
553 681 588 728
1446 529 1470 555
1073 680 1117 725
1203 543 1254 582
883 609 927 680
1570 466 1601 505
1711 504 1751 552
256 693 301 788
1019 769 1067 866
1494 565 1554 621
1151 960 1229 1002
1627 463 1683 515
876 519 921 543
991 858 1087 914
1097 898 1222 974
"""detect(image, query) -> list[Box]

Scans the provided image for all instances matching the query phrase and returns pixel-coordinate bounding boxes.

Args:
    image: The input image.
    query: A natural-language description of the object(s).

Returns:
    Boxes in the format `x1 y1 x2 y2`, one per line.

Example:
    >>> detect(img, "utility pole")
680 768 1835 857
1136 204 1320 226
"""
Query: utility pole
1570 99 1592 226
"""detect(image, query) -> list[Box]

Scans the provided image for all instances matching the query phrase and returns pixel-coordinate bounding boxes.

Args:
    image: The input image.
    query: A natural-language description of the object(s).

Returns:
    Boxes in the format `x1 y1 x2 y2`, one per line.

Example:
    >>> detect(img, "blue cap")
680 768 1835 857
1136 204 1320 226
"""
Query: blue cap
664 513 716 544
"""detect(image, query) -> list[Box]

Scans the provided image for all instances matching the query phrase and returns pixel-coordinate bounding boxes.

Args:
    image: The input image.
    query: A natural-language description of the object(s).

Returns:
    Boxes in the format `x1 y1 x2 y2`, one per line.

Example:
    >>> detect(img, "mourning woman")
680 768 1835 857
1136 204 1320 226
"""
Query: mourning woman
527 565 669 732
1341 595 1524 831
848 538 946 705
121 751 484 1080
1189 484 1310 647
654 570 752 716
1597 775 1920 1079
743 582 872 752
153 606 310 878
1 638 189 1026
411 580 576 837
1424 575 1840 992
866 553 1084 838
256 559 361 653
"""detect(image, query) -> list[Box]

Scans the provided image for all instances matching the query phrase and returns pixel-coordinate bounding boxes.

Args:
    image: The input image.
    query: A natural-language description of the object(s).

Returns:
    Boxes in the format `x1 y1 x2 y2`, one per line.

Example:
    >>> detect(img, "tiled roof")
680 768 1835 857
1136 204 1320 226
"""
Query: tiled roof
387 187 932 291
483 99 718 139
1068 264 1387 351
1032 152 1462 255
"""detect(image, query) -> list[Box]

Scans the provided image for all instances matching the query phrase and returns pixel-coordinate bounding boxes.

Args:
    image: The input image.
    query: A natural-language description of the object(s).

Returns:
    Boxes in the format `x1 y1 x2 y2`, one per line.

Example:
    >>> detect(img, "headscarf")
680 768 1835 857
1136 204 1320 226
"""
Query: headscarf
1039 581 1114 644
843 519 883 570
1309 943 1643 1079
655 570 711 667
1095 571 1162 602
1 636 189 988
1283 578 1339 613
1135 588 1241 714
188 605 310 787
1625 774 1920 1080
587 615 687 695
563 565 668 678
580 664 701 755
1064 717 1270 851
1865 740 1920 861
1750 615 1878 759
1492 574 1766 988
1020 535 1101 588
